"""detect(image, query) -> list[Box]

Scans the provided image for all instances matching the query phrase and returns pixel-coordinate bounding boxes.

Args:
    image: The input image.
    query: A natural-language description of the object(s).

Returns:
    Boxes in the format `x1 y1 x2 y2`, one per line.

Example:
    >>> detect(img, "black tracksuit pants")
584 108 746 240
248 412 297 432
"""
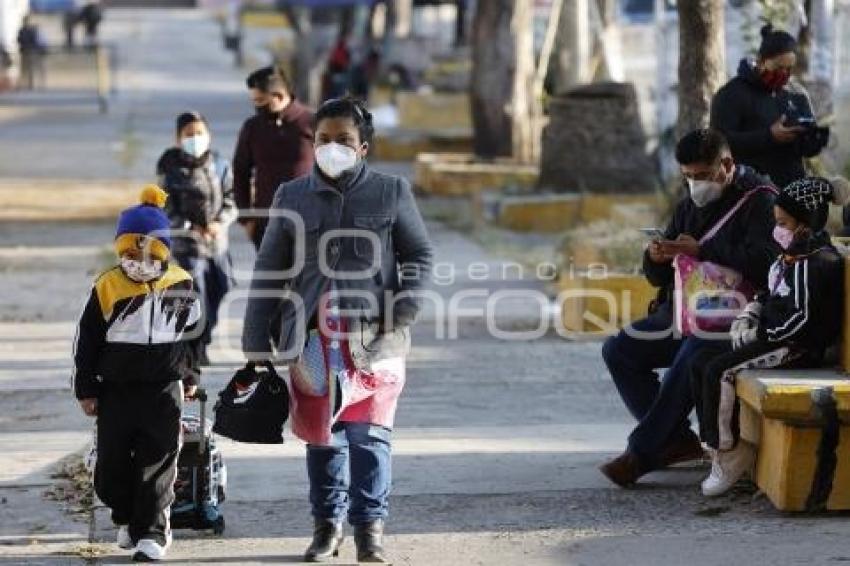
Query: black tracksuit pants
689 341 804 451
95 380 182 546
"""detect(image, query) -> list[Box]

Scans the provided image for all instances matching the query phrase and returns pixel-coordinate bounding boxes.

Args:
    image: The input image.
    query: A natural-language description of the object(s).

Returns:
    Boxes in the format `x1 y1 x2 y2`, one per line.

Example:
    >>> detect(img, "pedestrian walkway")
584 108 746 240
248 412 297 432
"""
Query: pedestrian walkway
0 8 246 182
2 8 848 566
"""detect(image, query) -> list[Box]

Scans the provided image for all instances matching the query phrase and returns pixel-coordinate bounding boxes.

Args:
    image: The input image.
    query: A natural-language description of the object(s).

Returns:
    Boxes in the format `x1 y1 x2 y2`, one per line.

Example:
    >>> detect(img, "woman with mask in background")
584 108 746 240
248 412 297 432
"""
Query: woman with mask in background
241 97 433 563
157 111 237 365
710 24 829 188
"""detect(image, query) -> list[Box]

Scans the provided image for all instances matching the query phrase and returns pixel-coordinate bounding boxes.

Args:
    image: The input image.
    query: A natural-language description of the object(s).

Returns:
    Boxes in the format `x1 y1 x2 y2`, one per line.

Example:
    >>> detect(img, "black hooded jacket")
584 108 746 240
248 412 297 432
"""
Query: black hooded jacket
756 232 844 355
156 148 237 258
710 59 823 188
643 165 781 309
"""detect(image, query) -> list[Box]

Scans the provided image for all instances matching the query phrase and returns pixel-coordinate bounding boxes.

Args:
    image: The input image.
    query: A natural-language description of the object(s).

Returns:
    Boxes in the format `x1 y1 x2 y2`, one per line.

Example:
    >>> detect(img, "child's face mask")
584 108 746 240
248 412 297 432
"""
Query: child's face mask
773 226 796 250
181 133 210 159
120 256 163 282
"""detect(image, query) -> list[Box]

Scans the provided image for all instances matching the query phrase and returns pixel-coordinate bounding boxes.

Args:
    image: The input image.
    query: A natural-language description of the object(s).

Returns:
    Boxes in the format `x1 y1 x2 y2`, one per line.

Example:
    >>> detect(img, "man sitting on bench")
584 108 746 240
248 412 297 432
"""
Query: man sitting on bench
600 129 779 487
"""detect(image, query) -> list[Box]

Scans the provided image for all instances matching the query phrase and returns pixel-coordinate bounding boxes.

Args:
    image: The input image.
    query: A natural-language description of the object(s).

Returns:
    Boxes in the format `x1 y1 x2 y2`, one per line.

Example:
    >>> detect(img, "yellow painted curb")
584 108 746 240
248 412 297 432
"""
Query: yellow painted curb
557 273 655 335
414 153 539 196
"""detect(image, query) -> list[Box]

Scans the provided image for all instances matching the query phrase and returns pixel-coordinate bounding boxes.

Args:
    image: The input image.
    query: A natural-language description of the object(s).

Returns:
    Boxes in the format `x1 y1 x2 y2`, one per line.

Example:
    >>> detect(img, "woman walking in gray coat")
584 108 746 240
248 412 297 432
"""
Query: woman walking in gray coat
242 97 433 563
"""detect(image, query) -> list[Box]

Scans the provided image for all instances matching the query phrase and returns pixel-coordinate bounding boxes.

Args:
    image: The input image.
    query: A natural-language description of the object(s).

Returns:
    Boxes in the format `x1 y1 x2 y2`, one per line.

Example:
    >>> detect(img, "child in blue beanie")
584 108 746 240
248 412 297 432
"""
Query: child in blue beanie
72 185 203 562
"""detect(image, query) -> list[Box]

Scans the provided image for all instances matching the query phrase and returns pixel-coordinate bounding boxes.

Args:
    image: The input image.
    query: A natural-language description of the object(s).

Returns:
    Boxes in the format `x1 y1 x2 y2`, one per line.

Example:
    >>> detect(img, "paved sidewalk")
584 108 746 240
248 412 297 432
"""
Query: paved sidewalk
2 8 850 566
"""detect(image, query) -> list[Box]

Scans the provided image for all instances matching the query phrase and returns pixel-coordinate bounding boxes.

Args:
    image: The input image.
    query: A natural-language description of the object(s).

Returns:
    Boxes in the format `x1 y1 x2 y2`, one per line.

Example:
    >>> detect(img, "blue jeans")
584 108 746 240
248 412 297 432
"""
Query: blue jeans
601 305 730 467
306 422 392 525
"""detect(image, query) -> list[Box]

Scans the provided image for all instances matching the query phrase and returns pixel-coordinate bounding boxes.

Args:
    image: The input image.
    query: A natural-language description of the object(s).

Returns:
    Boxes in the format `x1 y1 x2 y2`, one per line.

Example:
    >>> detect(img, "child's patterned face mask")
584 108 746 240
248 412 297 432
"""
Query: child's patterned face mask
120 257 163 282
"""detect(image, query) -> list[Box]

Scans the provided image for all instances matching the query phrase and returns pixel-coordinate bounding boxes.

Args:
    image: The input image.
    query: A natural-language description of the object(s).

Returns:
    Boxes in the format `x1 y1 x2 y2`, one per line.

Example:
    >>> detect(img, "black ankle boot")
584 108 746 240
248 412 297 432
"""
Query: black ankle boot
304 519 344 563
354 520 388 563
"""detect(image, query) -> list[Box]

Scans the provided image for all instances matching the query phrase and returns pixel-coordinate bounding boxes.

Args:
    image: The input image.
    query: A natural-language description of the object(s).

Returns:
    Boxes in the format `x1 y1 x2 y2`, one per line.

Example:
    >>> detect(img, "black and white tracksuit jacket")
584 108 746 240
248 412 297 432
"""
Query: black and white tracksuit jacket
755 236 844 353
72 263 203 400
691 234 844 450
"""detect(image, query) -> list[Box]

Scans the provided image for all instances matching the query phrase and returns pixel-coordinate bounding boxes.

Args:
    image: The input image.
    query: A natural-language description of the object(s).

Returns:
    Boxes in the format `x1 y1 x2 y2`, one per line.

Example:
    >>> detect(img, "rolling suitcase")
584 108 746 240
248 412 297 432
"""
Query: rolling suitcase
171 388 227 534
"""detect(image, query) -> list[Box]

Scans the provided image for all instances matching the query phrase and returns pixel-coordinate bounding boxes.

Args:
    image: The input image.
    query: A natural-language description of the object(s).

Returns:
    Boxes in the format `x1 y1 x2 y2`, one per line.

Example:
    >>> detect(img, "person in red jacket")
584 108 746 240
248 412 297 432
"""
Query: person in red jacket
233 66 314 248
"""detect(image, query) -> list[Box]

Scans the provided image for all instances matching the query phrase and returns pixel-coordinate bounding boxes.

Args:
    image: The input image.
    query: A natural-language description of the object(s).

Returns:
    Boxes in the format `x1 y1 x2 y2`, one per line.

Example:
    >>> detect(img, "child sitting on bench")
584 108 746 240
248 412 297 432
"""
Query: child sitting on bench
689 176 850 497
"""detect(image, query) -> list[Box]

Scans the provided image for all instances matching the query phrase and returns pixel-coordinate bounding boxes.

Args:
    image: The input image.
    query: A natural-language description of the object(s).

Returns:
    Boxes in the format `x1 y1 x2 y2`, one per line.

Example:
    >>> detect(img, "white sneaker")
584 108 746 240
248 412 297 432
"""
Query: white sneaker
132 539 168 562
701 442 755 497
116 525 133 550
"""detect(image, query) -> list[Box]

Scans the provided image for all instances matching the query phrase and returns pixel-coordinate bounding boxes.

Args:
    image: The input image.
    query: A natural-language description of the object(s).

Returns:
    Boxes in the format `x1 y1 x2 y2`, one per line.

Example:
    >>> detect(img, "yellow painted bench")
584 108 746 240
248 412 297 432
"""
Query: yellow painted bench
737 370 850 511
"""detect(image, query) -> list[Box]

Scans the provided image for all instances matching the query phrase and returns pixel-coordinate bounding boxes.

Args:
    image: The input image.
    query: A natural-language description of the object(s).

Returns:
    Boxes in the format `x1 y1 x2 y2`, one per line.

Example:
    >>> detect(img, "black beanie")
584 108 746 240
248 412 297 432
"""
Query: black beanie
776 177 850 232
758 24 797 59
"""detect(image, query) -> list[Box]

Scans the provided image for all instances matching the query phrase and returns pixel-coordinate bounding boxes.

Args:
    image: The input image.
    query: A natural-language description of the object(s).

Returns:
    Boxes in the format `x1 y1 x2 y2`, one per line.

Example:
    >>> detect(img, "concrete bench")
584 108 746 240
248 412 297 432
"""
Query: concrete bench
736 369 850 511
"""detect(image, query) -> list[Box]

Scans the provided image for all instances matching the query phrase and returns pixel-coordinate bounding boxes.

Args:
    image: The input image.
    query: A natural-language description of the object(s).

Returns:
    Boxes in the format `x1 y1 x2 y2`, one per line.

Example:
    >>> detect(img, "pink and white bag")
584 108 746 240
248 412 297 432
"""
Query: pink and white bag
673 187 776 336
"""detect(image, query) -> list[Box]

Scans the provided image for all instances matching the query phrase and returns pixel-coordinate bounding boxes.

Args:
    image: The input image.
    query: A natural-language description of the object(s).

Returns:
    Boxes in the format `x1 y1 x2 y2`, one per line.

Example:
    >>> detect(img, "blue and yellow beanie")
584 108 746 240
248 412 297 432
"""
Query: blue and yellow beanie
115 185 171 261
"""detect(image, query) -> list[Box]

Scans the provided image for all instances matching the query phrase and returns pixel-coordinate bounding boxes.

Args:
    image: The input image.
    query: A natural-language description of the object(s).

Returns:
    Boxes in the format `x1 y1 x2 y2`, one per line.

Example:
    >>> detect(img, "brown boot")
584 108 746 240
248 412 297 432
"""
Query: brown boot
599 451 647 487
660 433 708 468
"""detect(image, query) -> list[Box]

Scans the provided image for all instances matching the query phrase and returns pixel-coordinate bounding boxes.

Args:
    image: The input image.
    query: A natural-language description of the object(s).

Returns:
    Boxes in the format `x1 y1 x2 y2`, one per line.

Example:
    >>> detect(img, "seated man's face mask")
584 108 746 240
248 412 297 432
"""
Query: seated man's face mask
688 177 724 207
686 160 732 208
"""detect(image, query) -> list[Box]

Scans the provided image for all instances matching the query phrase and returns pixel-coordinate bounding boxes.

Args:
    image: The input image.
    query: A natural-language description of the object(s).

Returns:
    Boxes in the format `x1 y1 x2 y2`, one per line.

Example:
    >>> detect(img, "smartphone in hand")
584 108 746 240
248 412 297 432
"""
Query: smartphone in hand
639 228 665 239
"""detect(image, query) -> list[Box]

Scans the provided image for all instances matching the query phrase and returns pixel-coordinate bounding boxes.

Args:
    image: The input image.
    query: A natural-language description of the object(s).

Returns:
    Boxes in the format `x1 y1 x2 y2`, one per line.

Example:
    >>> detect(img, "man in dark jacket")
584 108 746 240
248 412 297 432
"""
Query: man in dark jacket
233 66 315 249
710 24 828 188
599 128 780 487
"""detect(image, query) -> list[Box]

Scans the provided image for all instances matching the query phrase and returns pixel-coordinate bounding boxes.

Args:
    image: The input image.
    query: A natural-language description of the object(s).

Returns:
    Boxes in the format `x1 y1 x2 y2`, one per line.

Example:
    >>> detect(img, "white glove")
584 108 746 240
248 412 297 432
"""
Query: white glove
731 326 759 350
730 302 761 350
741 301 763 319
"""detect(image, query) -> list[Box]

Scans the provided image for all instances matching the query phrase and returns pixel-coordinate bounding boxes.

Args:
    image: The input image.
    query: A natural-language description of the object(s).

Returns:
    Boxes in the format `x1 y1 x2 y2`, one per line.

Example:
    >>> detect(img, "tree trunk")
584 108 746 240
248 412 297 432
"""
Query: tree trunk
796 0 814 78
512 0 535 163
470 0 515 158
547 0 591 96
387 0 413 39
455 0 468 46
797 0 834 117
292 7 313 104
676 0 725 137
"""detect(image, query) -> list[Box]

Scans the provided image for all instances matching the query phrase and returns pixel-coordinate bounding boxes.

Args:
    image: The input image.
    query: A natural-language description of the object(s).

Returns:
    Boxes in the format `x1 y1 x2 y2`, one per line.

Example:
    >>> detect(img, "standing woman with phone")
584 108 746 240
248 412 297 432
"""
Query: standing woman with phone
710 24 828 188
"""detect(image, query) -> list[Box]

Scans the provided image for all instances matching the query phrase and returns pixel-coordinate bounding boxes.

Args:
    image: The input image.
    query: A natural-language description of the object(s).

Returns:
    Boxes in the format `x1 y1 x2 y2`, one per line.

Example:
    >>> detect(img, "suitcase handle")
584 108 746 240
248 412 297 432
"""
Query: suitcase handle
195 387 207 456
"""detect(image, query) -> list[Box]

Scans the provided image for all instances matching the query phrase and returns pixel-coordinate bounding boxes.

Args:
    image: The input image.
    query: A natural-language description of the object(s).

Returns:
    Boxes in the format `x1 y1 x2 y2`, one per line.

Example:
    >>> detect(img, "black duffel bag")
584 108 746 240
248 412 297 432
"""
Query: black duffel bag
212 362 289 444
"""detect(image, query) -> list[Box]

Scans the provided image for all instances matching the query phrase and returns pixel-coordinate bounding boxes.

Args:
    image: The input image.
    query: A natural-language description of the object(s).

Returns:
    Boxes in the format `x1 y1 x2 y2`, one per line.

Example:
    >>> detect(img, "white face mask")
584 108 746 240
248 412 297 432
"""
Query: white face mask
688 178 725 207
120 257 163 283
181 134 210 159
315 142 359 179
